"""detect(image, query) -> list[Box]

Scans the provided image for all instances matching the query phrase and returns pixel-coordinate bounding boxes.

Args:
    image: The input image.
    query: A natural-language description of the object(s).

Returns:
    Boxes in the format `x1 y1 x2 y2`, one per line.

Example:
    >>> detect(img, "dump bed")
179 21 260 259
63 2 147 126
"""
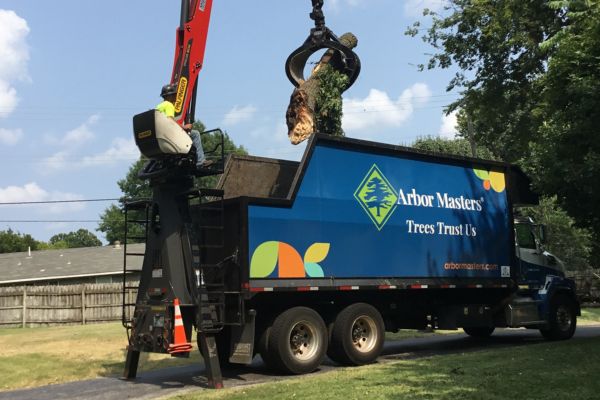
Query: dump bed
217 135 537 292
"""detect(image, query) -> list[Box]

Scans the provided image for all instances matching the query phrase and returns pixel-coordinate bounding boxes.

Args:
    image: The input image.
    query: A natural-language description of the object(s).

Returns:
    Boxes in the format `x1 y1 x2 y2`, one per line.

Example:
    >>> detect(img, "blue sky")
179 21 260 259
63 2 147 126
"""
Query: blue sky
0 0 460 243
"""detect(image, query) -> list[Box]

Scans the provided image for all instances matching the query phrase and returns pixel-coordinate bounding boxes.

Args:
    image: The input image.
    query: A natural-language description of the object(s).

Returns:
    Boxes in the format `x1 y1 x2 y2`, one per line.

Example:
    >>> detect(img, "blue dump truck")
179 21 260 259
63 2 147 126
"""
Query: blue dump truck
124 132 579 386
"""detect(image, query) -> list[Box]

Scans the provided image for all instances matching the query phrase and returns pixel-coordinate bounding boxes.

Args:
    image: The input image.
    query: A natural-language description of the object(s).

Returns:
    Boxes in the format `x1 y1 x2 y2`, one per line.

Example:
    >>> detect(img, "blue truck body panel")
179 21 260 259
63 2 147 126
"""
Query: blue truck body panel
247 137 515 282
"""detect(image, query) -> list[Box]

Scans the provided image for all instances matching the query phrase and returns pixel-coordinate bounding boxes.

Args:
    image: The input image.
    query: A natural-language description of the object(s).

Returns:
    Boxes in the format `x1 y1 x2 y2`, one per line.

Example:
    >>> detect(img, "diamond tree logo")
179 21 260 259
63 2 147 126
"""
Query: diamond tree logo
354 165 398 230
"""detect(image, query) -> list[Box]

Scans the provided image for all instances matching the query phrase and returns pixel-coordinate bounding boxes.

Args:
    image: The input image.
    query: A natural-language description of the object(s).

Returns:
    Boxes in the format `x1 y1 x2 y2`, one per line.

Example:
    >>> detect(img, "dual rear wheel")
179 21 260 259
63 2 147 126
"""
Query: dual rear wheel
260 303 385 374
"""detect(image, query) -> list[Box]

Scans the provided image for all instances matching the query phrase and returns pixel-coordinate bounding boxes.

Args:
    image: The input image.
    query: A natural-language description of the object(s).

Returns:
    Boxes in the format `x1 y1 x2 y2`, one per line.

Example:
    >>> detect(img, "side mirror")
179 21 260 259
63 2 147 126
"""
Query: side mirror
537 225 547 244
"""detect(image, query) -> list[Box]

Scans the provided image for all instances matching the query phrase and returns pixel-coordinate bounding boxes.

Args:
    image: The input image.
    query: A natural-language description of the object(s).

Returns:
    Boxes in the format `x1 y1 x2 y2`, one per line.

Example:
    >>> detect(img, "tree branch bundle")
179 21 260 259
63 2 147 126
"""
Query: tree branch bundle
286 32 358 145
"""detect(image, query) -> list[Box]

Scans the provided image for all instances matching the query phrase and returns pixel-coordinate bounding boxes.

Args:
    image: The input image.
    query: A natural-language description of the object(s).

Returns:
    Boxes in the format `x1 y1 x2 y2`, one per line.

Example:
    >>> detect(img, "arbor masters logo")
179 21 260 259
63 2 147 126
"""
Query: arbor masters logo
354 164 398 230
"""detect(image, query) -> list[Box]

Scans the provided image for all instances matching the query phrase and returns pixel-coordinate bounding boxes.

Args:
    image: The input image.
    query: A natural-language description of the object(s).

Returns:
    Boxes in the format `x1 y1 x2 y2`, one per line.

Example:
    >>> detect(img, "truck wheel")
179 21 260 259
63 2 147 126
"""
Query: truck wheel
540 294 577 341
328 303 385 366
265 307 328 374
463 327 495 338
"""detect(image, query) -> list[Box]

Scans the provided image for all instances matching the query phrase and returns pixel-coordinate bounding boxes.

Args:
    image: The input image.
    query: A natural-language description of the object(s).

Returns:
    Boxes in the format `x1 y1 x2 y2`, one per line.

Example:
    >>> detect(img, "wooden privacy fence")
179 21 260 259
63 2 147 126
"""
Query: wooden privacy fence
0 283 138 328
567 269 600 303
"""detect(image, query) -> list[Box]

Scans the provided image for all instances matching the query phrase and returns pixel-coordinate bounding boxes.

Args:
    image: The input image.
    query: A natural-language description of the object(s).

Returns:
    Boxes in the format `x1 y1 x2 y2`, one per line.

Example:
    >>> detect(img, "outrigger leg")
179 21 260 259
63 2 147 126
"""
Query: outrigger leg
124 348 140 379
198 332 224 389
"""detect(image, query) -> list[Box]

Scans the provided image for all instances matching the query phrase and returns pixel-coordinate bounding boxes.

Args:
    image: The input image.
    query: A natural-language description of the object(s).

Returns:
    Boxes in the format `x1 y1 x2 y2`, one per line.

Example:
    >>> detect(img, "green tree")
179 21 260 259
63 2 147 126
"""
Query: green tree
528 1 600 256
521 196 592 271
0 229 39 254
49 229 102 248
97 122 247 243
406 0 563 159
411 137 498 160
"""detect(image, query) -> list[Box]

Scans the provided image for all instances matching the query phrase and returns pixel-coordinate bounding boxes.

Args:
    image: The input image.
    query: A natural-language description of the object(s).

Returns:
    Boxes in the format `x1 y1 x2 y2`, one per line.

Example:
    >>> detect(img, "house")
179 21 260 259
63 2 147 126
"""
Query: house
0 243 144 286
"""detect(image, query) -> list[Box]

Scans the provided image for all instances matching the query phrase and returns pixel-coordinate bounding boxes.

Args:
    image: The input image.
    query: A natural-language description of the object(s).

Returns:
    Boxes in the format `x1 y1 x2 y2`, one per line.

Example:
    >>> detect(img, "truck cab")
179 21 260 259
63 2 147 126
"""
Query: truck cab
515 216 565 286
512 216 579 340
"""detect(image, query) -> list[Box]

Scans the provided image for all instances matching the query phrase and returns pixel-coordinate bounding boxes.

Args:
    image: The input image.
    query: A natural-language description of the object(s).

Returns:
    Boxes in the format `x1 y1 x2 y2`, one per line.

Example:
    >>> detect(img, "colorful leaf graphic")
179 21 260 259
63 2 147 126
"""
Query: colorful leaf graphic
278 242 305 278
249 241 279 278
473 169 490 180
304 243 330 263
489 171 506 192
304 262 325 278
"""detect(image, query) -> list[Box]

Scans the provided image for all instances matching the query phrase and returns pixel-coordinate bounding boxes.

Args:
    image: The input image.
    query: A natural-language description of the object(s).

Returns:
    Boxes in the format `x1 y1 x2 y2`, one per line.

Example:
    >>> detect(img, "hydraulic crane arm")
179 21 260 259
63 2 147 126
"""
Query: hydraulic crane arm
170 0 214 126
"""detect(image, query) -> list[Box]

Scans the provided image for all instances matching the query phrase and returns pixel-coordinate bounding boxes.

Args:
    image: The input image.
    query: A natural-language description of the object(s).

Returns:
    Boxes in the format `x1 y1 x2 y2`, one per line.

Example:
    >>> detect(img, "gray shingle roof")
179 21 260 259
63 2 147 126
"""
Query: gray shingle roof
0 244 144 284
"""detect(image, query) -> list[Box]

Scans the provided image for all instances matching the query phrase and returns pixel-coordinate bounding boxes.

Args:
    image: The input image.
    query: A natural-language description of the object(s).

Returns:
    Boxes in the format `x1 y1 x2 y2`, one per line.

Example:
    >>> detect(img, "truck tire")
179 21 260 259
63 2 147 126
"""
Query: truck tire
328 303 385 366
463 327 495 338
264 307 328 374
540 294 577 341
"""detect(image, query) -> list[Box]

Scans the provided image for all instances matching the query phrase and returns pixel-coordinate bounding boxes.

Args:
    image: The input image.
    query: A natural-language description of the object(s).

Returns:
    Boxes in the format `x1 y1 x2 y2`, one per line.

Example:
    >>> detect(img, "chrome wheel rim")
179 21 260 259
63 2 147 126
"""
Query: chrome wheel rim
289 320 320 361
351 315 378 354
556 305 573 332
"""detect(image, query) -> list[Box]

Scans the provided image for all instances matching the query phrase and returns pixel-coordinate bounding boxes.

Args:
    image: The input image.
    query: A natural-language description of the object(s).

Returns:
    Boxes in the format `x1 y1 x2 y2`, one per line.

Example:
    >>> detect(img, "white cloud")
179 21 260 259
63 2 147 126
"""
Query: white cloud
42 137 139 173
343 83 431 134
327 0 361 12
39 115 136 174
81 137 139 167
61 114 99 146
0 80 18 115
0 9 30 118
403 0 448 18
0 182 85 214
0 128 22 145
222 105 258 127
39 151 70 174
439 110 459 138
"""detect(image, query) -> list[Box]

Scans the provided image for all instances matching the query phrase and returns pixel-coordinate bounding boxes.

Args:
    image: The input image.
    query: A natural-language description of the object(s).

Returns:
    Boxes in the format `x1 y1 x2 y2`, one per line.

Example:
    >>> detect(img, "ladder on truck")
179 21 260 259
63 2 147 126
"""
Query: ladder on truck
186 130 237 389
121 199 151 331
185 188 227 333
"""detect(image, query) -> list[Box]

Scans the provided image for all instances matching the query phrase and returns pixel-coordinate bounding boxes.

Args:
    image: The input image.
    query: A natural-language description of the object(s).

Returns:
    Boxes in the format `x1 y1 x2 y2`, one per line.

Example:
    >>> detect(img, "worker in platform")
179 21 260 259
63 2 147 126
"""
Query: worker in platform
157 84 212 168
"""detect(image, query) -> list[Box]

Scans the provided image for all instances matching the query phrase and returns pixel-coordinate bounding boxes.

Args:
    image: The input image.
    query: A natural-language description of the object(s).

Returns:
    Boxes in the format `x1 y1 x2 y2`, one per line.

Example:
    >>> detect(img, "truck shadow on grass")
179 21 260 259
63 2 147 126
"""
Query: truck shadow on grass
98 330 548 390
382 329 546 361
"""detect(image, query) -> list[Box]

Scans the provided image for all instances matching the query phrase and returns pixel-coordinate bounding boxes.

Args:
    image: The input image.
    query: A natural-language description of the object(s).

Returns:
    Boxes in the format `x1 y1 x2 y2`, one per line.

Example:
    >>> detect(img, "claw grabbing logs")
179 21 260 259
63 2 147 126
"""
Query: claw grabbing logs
286 32 358 145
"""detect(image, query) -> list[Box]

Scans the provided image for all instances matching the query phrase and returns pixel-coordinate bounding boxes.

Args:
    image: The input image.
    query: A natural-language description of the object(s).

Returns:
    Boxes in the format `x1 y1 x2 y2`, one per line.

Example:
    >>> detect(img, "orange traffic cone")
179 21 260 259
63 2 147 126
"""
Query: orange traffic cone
168 298 193 355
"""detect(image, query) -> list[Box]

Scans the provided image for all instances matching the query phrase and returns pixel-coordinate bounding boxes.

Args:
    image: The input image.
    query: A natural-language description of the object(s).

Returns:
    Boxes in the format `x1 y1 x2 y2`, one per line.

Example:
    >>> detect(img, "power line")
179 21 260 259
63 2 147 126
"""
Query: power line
0 198 119 206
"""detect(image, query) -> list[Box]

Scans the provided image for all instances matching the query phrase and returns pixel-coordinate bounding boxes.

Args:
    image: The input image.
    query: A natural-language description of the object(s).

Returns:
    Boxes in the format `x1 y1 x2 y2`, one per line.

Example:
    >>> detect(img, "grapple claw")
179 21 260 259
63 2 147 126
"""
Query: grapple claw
285 33 361 90
285 0 361 91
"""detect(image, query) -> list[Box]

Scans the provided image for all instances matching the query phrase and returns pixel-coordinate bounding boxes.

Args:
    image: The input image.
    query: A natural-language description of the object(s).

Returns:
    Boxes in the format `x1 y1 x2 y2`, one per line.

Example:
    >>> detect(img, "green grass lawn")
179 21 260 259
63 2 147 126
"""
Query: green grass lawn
175 337 600 400
0 307 598 392
580 307 600 324
0 323 200 391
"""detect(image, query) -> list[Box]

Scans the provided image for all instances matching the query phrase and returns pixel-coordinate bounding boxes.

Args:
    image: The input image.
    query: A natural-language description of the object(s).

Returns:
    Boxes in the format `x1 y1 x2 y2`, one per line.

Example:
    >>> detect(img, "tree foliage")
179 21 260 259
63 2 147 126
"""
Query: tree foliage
521 196 592 270
97 122 247 244
49 229 102 248
0 229 39 254
407 0 600 257
314 65 348 137
412 137 498 160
